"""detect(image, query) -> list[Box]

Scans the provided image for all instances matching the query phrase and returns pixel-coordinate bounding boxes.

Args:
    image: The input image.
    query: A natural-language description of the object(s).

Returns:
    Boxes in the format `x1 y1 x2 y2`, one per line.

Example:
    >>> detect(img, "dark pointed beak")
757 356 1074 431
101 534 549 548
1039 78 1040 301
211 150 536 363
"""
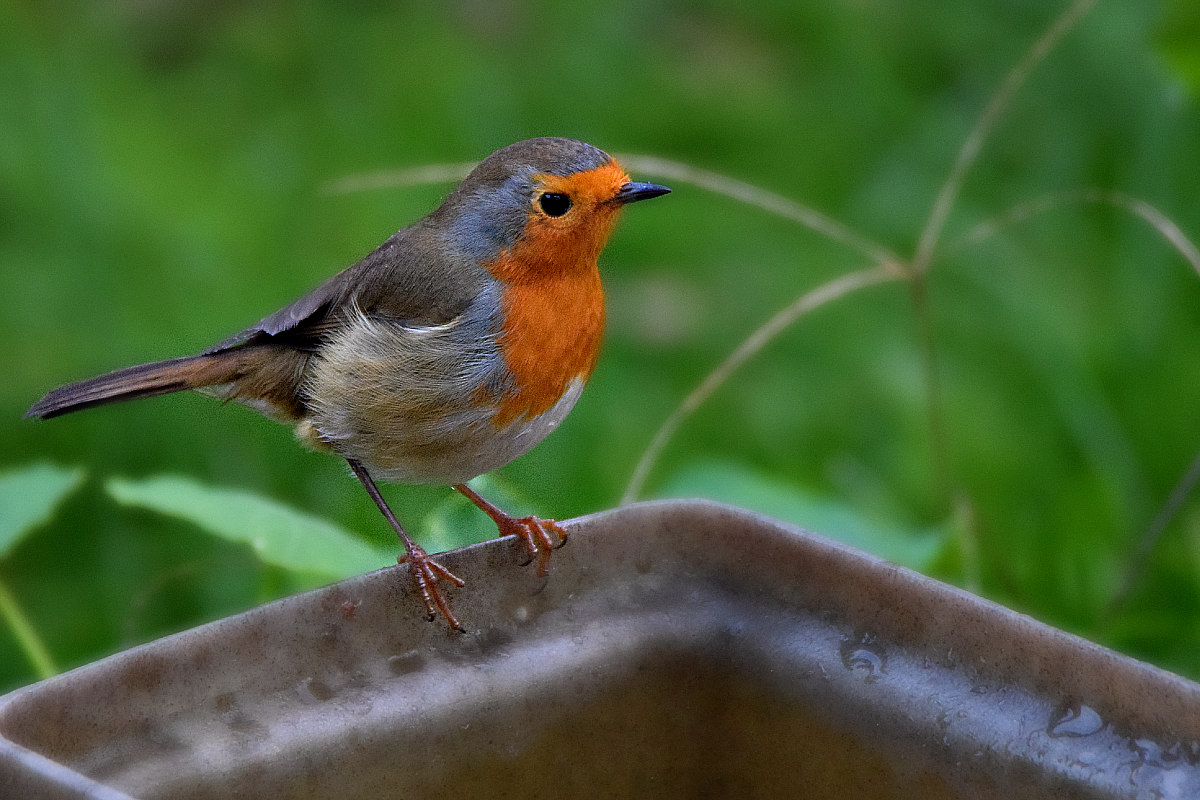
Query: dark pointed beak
613 181 671 205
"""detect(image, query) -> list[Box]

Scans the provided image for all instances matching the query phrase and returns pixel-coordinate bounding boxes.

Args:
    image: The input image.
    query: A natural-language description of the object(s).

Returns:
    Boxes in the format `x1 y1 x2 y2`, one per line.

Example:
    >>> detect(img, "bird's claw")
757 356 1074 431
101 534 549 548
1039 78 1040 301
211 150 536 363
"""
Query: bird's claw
398 546 465 631
498 516 568 576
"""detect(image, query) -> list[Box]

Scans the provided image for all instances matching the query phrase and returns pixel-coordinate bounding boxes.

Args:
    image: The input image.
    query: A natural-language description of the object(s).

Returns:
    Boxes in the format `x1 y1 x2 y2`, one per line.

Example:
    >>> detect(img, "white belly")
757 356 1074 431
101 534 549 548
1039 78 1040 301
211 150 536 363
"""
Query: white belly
376 376 586 485
299 305 587 485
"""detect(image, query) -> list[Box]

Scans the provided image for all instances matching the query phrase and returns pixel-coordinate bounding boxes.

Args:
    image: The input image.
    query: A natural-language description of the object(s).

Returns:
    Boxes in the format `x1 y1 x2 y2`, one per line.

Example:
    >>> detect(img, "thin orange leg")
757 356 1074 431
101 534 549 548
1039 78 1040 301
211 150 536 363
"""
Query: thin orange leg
453 483 567 577
349 459 465 631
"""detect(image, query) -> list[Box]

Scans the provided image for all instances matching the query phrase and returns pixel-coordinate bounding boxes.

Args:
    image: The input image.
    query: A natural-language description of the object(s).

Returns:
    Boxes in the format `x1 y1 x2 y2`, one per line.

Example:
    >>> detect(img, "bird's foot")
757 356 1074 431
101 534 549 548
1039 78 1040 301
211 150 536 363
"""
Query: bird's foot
494 514 568 576
397 544 466 631
452 483 569 576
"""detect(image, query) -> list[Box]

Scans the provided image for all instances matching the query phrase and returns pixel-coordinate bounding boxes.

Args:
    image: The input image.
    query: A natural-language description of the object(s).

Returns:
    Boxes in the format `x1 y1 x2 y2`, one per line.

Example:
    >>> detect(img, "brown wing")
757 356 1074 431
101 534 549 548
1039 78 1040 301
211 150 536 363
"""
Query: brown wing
207 221 489 356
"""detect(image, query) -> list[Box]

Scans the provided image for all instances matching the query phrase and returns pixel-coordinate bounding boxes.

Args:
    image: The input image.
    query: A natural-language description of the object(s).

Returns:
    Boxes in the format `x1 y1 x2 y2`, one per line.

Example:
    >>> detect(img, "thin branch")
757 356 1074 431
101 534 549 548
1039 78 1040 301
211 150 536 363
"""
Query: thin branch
953 491 983 595
908 274 952 501
621 265 902 504
322 162 477 196
901 0 1096 528
1108 448 1200 618
950 188 1200 279
616 154 903 271
911 0 1098 276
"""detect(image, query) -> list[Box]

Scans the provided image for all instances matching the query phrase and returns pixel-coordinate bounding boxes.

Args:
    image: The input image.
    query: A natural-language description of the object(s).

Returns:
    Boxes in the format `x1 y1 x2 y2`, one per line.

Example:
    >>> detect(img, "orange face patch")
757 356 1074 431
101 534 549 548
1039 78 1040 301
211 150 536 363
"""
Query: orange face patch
533 161 631 214
487 160 631 284
484 161 629 426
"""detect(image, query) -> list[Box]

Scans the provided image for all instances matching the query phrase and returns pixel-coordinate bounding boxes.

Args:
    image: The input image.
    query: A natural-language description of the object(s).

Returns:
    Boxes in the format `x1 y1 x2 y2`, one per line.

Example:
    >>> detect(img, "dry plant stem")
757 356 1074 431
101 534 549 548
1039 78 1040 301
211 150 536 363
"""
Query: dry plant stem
617 154 903 271
907 274 952 502
322 162 477 196
348 459 464 630
952 491 983 595
625 2 1098 518
1107 449 1200 620
951 189 1200 279
892 0 1096 574
622 265 903 504
911 0 1099 277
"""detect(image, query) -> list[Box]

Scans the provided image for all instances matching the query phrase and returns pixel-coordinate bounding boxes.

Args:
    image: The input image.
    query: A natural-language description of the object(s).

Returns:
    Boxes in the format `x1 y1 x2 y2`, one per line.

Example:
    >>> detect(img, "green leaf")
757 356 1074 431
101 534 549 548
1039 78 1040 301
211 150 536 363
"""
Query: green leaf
0 463 85 558
106 474 391 579
659 461 947 571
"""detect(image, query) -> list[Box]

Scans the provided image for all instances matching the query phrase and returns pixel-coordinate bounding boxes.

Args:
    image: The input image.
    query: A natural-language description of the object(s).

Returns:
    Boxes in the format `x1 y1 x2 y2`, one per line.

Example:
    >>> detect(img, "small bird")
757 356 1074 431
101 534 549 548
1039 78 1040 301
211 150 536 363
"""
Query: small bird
26 137 670 631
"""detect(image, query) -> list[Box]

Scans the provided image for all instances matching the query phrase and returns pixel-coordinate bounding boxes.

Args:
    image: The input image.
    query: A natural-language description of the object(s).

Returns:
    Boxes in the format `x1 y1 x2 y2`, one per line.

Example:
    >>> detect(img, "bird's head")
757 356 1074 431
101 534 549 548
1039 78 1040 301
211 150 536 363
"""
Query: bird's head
433 137 670 279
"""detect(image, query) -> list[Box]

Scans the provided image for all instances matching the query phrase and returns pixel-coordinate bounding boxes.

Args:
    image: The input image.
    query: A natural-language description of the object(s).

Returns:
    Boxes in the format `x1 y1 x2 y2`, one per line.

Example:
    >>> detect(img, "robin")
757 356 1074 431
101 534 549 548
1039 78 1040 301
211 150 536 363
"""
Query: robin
26 136 670 631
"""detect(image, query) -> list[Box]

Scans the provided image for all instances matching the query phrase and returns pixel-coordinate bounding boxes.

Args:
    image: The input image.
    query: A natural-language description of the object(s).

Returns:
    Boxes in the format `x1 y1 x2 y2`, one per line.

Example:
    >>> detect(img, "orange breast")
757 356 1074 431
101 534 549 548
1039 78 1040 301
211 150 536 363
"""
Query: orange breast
489 264 605 427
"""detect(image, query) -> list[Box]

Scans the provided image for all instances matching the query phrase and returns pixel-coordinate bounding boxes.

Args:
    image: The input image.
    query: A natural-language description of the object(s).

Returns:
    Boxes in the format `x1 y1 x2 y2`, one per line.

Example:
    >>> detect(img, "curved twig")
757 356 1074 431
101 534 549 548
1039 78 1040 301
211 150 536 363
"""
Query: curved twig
621 265 902 503
322 162 477 196
911 0 1099 276
616 155 903 271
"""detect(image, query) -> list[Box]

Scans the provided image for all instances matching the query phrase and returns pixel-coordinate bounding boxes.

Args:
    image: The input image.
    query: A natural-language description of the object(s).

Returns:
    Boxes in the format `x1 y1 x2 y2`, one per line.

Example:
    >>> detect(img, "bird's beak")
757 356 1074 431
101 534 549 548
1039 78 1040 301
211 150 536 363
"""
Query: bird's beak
613 181 671 205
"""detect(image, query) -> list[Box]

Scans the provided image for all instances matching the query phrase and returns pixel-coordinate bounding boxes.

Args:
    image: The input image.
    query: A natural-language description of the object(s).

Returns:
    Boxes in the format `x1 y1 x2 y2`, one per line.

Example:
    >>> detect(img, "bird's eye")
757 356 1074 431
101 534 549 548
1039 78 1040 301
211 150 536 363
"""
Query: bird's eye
538 192 572 217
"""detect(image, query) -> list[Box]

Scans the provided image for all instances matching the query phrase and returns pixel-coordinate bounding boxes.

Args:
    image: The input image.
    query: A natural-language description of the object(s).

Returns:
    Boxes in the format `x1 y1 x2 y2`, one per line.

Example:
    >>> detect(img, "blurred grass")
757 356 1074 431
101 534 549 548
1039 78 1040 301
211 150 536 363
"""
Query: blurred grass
4 0 1200 691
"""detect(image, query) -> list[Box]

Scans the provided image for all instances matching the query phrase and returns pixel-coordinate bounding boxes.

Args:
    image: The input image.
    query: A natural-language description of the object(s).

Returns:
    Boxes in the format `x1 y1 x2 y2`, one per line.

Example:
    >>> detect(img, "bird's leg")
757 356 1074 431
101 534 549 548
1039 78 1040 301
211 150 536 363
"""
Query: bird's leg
453 483 567 577
348 459 464 631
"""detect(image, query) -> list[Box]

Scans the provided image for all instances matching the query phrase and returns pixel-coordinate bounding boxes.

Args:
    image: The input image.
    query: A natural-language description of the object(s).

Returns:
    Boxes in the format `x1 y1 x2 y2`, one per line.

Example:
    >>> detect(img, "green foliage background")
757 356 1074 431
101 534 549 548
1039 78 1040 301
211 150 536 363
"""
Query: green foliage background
4 0 1200 692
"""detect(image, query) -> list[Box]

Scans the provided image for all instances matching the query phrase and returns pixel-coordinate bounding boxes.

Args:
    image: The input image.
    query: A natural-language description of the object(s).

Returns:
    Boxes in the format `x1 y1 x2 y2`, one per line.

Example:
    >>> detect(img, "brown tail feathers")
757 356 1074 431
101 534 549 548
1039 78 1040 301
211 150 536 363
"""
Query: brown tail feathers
26 351 246 420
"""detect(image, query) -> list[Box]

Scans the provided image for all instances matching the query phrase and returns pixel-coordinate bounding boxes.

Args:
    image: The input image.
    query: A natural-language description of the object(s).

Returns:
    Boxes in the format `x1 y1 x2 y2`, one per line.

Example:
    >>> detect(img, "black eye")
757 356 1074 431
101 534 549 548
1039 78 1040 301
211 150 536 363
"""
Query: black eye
538 192 572 217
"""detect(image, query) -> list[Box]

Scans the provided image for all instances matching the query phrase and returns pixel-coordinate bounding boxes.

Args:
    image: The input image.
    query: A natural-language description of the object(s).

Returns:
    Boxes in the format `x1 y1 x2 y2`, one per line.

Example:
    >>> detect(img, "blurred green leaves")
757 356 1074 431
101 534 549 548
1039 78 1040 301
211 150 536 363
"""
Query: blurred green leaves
107 474 391 581
661 460 946 571
0 462 83 680
0 463 84 558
